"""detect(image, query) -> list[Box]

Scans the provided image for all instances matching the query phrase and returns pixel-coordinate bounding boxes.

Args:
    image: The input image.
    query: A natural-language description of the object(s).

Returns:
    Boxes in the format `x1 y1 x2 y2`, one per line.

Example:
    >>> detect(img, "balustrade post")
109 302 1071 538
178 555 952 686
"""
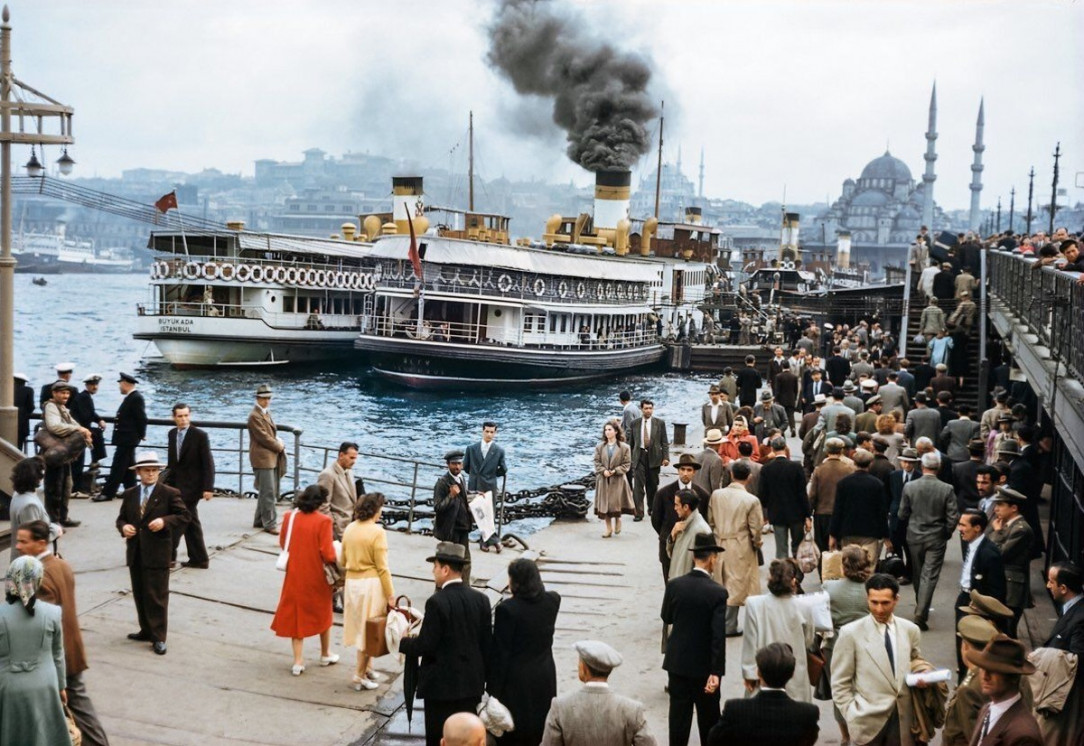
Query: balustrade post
407 461 419 534
292 430 302 493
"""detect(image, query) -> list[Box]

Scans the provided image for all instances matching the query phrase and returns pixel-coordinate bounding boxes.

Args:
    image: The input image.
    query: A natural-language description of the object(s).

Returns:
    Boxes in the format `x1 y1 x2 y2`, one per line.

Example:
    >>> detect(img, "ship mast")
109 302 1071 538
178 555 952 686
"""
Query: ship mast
654 101 664 219
468 111 475 212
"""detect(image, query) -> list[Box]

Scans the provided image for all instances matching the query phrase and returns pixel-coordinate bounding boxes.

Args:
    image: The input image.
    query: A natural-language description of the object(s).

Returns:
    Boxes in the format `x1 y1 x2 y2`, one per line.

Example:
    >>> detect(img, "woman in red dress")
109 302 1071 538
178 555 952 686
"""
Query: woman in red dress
271 484 339 675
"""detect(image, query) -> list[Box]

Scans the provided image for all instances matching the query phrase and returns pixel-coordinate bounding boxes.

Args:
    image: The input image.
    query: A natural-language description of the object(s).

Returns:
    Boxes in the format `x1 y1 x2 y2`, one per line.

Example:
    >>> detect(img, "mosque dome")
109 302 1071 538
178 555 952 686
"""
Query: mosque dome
851 190 889 207
860 151 913 183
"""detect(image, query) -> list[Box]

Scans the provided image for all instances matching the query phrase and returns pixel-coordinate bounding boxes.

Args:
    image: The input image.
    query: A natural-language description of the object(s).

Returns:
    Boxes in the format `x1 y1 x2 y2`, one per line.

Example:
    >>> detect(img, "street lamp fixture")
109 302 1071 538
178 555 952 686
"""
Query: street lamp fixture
24 145 43 177
56 147 75 176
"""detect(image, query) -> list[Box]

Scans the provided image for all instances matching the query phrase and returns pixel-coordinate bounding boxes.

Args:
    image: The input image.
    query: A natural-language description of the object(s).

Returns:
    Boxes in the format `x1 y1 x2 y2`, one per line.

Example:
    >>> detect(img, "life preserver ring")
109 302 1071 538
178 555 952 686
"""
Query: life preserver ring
318 269 331 286
595 282 604 299
533 278 546 296
219 263 235 281
149 263 159 280
183 262 201 280
498 274 513 293
576 282 586 299
250 265 266 283
235 264 251 282
362 273 376 291
283 267 298 285
558 280 569 298
202 263 219 281
333 271 345 288
605 282 614 300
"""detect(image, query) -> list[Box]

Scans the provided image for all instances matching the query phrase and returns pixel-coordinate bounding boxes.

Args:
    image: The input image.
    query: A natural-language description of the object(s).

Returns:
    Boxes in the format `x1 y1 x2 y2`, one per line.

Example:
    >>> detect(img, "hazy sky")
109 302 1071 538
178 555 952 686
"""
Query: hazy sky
12 0 1083 210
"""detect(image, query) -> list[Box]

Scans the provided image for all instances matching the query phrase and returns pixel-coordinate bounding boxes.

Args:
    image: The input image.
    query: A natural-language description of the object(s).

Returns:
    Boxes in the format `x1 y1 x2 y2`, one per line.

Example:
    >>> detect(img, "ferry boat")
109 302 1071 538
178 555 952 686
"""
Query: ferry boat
14 229 134 274
354 171 721 389
134 223 377 367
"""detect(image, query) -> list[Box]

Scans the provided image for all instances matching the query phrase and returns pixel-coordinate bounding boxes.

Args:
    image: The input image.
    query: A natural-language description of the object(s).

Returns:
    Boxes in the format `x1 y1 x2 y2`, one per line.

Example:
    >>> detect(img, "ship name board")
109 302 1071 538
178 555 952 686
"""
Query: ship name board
159 317 194 334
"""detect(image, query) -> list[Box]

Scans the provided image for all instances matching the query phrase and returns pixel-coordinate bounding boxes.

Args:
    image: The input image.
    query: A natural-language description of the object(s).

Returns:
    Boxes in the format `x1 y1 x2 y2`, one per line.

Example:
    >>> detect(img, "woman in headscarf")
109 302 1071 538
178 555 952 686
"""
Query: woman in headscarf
720 416 761 464
0 555 72 746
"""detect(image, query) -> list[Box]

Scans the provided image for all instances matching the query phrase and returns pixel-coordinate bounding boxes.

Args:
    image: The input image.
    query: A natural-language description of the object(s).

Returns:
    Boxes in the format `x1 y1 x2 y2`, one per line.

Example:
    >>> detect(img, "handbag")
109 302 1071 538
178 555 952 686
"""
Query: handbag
806 647 826 687
385 595 424 657
64 705 82 746
365 615 391 657
795 530 821 575
323 561 344 588
275 510 295 572
477 692 515 736
33 427 86 467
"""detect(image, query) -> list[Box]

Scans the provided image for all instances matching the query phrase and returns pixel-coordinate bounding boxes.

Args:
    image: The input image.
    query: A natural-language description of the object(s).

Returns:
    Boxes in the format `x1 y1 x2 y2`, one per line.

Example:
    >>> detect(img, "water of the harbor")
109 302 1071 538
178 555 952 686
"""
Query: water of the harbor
13 273 716 520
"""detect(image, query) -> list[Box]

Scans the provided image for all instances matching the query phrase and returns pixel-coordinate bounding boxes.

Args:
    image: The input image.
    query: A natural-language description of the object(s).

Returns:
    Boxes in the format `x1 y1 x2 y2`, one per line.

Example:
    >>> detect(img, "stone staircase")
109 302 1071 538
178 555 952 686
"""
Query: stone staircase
901 294 981 413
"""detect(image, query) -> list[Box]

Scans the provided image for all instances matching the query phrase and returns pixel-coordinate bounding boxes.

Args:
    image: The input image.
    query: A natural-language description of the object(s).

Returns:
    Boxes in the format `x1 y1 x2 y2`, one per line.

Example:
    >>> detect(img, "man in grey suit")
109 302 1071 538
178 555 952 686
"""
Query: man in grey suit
462 421 508 494
904 393 941 445
619 391 639 439
694 430 727 496
540 640 656 746
878 372 911 416
898 451 960 630
629 400 669 522
701 385 734 433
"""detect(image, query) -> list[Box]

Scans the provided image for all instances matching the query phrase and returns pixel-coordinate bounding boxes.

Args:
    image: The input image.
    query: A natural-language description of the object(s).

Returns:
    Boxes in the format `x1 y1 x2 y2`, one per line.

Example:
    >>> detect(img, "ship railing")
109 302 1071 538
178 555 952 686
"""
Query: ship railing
23 415 449 533
153 255 370 275
369 316 659 350
136 301 363 331
988 251 1084 382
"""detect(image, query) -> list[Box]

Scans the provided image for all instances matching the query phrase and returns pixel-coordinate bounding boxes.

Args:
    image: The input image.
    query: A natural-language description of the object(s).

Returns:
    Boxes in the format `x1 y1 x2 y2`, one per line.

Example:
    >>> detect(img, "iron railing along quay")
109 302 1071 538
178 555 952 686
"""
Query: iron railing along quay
988 251 1084 382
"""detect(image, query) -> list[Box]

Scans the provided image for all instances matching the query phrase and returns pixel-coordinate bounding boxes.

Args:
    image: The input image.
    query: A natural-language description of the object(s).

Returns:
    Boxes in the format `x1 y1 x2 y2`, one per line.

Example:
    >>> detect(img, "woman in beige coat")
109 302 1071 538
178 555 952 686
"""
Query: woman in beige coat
593 419 634 538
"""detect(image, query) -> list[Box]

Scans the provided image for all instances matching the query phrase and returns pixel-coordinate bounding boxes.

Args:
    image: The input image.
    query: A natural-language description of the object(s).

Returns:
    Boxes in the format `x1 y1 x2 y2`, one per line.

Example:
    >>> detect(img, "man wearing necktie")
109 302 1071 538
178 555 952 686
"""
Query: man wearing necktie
630 399 670 522
432 450 474 585
831 573 923 746
165 403 216 569
116 451 189 655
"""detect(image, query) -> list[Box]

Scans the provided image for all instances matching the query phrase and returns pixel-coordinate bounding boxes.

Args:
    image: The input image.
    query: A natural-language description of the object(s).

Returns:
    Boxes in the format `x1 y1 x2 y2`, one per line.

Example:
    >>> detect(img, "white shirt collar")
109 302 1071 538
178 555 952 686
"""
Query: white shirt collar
583 681 609 689
34 548 52 560
440 578 463 589
759 686 786 692
987 693 1022 732
692 567 711 577
1062 595 1081 614
257 404 270 414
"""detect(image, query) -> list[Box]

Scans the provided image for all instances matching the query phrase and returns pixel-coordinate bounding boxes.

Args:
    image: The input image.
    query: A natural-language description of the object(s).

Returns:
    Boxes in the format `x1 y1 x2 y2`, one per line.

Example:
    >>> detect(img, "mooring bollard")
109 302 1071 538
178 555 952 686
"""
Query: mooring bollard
672 422 688 446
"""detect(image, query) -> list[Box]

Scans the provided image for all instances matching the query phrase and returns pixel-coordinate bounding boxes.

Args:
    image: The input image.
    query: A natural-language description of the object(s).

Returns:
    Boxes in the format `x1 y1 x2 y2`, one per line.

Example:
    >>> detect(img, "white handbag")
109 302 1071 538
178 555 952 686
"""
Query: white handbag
275 511 295 571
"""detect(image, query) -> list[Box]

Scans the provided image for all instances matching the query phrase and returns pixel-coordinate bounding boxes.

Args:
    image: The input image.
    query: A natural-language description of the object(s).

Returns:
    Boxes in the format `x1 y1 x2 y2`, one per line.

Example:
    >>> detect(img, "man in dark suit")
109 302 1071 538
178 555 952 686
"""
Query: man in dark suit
115 452 189 655
829 450 889 562
400 542 491 746
825 346 850 387
912 357 936 392
963 635 1043 746
165 403 216 569
886 448 920 582
800 369 831 414
432 449 474 584
1039 561 1084 745
629 399 669 522
652 456 709 582
96 372 147 502
69 374 106 494
708 642 819 746
39 361 75 407
773 362 799 437
661 533 728 746
462 420 507 494
13 371 34 450
758 438 811 559
954 509 1006 679
952 440 987 517
736 355 762 408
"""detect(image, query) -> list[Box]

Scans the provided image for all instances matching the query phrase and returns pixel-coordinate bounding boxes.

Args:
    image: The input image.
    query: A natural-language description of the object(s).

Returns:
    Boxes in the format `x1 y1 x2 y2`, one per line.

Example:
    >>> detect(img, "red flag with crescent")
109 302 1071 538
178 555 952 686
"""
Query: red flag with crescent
155 191 178 213
406 210 422 279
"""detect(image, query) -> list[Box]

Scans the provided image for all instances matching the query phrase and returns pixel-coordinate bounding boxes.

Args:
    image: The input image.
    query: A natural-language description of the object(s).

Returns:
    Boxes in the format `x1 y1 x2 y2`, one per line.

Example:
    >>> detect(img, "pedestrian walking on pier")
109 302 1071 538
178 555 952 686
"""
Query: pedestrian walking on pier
13 371 34 450
96 372 146 504
247 383 285 534
341 492 395 691
630 399 669 522
8 457 61 561
593 420 634 538
165 403 215 568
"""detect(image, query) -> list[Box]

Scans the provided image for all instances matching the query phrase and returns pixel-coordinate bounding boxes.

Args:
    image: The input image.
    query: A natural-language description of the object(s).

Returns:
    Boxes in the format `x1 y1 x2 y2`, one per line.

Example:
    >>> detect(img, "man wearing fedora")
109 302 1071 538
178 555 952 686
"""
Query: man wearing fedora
963 635 1042 745
540 640 656 746
652 456 708 583
752 390 787 442
944 615 1002 746
701 385 733 434
97 372 147 503
400 542 491 746
661 532 728 746
433 449 475 585
985 487 1034 637
247 384 285 534
115 452 189 655
694 429 726 496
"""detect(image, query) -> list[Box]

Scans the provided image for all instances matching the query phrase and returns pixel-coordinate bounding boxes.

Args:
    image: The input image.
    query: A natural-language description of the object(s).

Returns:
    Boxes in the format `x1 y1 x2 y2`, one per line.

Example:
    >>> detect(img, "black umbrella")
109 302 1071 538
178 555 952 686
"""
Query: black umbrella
402 647 420 730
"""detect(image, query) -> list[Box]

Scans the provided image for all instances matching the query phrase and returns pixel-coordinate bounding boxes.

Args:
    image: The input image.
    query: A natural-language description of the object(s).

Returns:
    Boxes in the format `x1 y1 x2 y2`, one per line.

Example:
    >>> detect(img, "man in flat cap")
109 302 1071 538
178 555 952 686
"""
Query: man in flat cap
540 640 655 746
433 449 474 584
943 615 1001 746
246 384 285 533
985 488 1034 637
97 372 147 503
964 635 1042 746
69 374 107 495
661 533 728 746
400 542 491 746
39 361 75 408
41 380 91 527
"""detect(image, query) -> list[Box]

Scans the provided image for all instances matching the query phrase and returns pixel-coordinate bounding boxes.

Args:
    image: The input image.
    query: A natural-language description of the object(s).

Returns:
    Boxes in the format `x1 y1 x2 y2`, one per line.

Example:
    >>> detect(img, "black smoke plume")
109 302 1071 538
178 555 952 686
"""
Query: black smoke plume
487 0 658 172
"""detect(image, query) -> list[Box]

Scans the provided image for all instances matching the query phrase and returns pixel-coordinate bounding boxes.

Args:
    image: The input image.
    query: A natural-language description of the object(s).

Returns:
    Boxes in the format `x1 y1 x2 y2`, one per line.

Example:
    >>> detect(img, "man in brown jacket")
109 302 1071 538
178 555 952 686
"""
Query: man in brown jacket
17 520 110 746
248 383 285 534
807 438 855 552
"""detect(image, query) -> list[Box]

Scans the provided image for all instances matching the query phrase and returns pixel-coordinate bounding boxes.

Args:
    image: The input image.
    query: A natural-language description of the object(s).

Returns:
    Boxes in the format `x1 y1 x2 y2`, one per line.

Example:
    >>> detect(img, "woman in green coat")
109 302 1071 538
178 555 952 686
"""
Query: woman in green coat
0 555 71 746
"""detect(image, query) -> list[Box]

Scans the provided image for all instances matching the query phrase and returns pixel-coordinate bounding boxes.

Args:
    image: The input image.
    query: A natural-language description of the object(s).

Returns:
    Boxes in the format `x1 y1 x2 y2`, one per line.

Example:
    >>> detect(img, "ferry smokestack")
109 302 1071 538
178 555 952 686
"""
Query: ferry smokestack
684 206 702 225
836 230 852 269
779 212 800 263
593 169 631 231
392 176 425 235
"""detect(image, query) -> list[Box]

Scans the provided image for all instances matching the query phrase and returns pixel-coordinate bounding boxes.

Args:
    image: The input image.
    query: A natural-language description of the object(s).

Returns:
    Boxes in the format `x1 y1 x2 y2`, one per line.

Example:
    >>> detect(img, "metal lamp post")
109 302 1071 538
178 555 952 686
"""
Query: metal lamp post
0 6 75 444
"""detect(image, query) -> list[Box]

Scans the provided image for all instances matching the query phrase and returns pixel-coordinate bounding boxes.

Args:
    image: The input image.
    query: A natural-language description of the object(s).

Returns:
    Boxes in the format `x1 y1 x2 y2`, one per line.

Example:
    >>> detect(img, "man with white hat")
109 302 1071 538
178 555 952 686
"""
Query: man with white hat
96 372 147 502
115 451 189 655
13 371 34 449
39 361 74 408
694 429 727 496
540 640 656 745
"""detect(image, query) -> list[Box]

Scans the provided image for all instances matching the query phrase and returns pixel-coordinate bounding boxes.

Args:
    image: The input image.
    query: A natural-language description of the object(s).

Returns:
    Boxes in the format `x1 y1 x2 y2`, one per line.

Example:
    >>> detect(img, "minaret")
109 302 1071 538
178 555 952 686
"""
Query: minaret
698 147 705 198
921 82 937 229
968 98 985 230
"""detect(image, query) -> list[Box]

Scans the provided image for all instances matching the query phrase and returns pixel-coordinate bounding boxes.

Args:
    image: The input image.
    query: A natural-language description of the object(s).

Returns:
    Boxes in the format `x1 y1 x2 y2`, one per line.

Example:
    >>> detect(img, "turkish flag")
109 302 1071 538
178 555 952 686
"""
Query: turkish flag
406 211 422 279
155 191 178 213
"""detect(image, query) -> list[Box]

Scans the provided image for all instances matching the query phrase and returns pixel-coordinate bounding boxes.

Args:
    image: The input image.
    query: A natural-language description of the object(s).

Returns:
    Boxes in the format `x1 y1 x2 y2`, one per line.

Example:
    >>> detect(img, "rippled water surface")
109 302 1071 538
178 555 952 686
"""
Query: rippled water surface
14 273 717 494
